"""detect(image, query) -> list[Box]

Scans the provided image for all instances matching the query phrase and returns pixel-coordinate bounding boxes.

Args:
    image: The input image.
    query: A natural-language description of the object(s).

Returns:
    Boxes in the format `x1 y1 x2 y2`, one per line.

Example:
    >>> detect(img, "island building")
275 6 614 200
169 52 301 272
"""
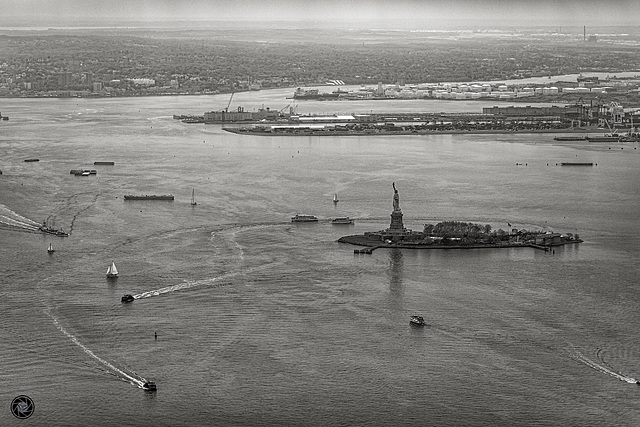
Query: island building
364 183 416 242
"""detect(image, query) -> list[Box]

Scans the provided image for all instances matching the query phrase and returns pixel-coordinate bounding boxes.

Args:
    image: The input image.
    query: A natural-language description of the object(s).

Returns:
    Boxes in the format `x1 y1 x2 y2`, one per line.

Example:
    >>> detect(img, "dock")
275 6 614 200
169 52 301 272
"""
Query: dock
527 244 550 251
354 246 380 254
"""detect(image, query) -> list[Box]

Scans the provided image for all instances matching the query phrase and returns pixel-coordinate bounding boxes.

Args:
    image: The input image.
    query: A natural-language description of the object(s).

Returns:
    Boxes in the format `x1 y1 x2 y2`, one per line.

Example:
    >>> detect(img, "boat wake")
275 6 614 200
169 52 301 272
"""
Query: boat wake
0 204 41 232
132 261 284 300
132 277 229 300
572 350 637 384
45 309 149 390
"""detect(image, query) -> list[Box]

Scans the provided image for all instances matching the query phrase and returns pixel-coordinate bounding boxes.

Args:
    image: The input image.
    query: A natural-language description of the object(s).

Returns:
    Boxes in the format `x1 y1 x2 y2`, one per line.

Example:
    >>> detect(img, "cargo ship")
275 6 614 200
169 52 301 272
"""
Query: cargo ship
124 195 174 200
292 88 343 100
586 133 636 142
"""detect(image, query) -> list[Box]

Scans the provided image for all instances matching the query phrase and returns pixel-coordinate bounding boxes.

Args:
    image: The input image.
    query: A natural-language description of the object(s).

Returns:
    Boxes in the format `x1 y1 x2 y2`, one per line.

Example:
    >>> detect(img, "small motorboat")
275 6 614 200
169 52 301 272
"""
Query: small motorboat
410 315 426 326
121 294 134 303
142 381 157 391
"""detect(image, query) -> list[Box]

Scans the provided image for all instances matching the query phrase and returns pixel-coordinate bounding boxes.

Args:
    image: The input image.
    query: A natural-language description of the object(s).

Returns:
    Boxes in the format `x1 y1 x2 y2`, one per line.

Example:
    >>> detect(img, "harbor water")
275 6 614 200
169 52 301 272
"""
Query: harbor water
1 93 640 426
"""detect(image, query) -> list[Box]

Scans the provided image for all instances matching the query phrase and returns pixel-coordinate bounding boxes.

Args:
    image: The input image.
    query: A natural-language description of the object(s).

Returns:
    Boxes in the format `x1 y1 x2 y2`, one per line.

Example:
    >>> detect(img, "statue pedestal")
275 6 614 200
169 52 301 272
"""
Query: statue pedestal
372 209 412 242
389 210 405 231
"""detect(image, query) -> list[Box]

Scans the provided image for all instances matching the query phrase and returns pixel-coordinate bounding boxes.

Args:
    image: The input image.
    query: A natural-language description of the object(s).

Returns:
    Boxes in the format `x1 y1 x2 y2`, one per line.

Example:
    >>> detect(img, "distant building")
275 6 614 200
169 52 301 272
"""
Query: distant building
58 72 72 86
82 72 93 85
130 78 155 86
92 82 103 92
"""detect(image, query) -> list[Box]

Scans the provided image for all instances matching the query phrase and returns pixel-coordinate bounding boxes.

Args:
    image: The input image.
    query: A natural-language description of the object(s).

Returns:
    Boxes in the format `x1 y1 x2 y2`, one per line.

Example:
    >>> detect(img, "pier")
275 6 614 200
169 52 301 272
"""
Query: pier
354 246 380 254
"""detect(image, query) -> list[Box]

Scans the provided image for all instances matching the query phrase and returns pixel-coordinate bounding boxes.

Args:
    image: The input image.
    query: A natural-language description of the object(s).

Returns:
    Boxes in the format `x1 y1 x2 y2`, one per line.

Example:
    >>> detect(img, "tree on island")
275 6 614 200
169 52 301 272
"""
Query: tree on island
424 221 494 238
421 221 502 245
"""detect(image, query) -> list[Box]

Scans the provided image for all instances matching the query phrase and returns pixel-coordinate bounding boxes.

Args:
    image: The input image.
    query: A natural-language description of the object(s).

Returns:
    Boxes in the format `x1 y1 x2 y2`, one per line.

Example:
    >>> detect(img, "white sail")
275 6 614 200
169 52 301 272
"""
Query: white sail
333 193 338 202
107 261 118 276
191 189 197 205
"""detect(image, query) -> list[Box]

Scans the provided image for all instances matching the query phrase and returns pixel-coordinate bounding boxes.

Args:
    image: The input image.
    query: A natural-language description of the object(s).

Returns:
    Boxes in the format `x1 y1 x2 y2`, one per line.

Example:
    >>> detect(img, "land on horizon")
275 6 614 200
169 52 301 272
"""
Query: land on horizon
1 23 640 104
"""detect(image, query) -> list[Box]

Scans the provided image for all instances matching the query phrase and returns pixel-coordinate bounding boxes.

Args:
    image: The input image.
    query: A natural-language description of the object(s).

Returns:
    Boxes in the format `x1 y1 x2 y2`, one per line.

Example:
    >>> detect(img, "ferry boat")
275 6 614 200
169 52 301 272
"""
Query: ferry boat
291 214 318 222
332 217 354 225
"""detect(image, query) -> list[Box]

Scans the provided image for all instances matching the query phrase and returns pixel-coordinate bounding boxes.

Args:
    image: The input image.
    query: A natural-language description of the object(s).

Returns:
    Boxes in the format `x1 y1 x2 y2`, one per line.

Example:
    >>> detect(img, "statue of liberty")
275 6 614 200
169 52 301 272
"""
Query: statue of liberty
392 182 400 211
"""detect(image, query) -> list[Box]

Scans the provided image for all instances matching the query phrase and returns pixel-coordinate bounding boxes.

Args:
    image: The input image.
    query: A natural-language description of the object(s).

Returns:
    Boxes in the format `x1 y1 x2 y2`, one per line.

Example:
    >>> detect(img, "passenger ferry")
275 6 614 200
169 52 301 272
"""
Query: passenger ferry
291 214 318 222
331 217 354 224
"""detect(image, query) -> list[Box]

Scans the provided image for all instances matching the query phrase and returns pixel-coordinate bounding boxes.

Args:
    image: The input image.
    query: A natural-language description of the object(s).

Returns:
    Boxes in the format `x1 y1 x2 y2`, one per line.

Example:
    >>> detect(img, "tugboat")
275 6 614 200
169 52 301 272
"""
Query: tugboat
39 221 69 237
142 381 157 391
410 315 426 326
121 294 134 303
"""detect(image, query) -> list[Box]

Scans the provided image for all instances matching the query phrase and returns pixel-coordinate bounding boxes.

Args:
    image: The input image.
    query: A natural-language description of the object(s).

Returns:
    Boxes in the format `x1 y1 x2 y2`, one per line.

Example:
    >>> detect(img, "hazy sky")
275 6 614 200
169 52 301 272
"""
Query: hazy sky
1 0 638 27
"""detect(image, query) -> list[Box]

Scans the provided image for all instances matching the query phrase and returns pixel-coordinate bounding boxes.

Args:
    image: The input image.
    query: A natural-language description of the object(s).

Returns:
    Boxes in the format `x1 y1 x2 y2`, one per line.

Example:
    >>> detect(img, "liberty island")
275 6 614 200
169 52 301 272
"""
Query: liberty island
338 183 582 252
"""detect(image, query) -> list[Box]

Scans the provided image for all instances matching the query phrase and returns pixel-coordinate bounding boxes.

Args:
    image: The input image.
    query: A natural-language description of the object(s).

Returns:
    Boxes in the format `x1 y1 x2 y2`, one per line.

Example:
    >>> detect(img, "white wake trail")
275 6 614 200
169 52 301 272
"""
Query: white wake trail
47 310 147 389
573 351 637 384
0 215 40 230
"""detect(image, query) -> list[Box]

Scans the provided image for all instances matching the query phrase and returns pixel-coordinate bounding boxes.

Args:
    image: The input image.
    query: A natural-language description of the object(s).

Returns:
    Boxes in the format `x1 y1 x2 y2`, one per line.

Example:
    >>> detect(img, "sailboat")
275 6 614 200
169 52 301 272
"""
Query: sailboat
191 188 197 206
47 243 55 253
333 193 339 203
106 261 118 278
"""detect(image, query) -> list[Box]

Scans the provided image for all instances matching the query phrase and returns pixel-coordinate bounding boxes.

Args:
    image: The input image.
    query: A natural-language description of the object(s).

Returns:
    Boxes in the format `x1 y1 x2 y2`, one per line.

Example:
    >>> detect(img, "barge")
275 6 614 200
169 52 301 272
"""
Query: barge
124 195 174 201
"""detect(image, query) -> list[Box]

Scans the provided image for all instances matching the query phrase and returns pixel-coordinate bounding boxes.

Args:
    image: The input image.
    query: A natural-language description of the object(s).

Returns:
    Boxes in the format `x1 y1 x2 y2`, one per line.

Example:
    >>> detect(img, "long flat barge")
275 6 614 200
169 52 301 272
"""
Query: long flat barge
560 162 594 166
124 195 174 200
554 136 587 141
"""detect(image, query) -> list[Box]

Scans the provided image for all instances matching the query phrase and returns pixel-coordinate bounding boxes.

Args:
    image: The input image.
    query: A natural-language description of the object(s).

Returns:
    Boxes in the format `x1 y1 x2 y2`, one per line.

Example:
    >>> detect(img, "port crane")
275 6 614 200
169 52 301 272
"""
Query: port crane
225 92 234 112
279 103 297 116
